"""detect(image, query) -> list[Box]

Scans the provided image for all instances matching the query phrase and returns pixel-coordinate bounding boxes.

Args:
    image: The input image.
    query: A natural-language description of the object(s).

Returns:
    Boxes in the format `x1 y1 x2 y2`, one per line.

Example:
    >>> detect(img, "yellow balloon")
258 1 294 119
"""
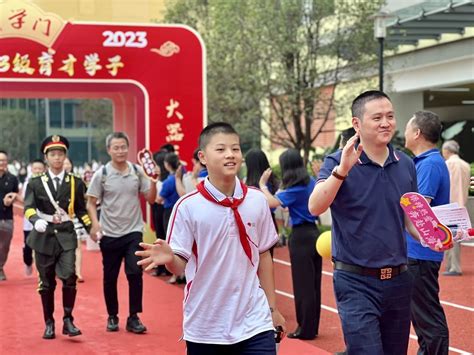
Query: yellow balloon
316 231 332 259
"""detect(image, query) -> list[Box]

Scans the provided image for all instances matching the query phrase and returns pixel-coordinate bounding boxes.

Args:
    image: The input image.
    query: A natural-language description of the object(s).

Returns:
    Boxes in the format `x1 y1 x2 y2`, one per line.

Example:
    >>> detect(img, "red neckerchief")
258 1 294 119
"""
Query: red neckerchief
196 179 253 266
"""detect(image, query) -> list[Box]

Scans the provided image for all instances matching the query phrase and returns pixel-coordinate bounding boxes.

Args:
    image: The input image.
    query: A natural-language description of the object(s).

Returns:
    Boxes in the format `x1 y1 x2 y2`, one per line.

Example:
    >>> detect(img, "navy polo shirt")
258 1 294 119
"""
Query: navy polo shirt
160 174 180 209
0 172 19 220
406 148 450 262
276 177 317 226
318 144 417 268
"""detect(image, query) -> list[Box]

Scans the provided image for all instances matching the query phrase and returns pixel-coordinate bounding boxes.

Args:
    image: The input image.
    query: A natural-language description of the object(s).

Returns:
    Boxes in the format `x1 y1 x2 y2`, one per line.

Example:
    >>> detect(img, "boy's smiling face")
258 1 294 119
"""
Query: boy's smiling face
199 132 242 179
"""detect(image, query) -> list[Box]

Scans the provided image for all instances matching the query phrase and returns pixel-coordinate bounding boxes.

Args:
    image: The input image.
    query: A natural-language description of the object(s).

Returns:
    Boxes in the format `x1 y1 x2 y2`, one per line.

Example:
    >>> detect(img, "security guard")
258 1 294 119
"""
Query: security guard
24 135 91 339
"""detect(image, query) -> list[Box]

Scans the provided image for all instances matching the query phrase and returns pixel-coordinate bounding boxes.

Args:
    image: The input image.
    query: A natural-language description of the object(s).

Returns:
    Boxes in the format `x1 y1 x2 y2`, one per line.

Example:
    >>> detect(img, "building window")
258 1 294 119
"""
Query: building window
50 99 62 128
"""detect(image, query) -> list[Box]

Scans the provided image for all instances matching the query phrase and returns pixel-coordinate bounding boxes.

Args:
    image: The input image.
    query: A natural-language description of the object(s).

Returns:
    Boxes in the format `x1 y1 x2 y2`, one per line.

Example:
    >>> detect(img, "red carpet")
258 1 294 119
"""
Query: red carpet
0 210 328 354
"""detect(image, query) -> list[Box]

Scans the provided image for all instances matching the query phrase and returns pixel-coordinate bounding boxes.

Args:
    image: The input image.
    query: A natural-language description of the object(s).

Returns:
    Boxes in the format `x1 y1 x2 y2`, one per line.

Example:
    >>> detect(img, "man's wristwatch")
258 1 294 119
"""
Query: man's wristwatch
332 166 347 181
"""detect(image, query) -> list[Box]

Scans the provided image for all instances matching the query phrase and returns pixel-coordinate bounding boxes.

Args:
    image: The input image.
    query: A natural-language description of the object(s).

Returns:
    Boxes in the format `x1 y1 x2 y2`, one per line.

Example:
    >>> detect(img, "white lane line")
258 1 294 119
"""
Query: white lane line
440 300 474 312
275 290 338 313
274 258 474 312
275 288 471 355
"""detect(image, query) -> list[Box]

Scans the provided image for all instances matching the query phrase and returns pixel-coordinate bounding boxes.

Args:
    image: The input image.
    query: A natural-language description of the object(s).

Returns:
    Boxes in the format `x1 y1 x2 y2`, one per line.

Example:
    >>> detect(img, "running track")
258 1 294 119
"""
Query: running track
1 208 472 354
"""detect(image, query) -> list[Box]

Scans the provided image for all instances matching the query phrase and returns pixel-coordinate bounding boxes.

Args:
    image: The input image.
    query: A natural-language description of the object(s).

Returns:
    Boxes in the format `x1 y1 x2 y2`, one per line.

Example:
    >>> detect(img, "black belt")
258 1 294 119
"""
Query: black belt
334 261 408 280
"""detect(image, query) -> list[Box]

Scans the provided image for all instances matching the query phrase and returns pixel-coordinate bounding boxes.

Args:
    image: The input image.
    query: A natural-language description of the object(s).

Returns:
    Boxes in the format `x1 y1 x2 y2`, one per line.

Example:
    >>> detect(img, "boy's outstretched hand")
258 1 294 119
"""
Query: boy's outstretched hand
136 240 174 271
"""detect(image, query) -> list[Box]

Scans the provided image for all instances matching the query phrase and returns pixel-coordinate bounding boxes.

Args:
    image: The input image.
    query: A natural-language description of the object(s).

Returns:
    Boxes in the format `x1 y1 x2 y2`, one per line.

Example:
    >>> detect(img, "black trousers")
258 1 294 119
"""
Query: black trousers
163 207 173 235
408 258 449 355
100 232 143 317
288 223 322 338
152 203 166 239
23 230 33 267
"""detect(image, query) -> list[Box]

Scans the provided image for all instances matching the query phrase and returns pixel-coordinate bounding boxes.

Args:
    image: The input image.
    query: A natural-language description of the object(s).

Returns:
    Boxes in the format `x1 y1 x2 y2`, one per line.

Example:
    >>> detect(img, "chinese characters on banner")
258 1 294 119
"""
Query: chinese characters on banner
3 4 65 47
165 99 185 153
0 52 125 77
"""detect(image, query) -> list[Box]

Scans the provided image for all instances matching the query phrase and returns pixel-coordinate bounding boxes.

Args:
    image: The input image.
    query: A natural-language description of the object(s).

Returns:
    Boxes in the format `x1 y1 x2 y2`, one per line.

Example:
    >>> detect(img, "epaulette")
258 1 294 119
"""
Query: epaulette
31 172 46 180
67 172 82 180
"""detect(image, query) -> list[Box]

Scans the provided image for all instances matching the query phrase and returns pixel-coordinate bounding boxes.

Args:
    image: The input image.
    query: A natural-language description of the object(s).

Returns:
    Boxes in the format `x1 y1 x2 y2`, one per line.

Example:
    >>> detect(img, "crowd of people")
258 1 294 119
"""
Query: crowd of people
0 89 473 355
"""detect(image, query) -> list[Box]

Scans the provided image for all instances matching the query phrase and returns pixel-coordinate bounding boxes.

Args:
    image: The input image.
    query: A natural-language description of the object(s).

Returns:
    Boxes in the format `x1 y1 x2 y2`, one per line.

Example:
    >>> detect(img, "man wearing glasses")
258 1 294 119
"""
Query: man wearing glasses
86 132 156 334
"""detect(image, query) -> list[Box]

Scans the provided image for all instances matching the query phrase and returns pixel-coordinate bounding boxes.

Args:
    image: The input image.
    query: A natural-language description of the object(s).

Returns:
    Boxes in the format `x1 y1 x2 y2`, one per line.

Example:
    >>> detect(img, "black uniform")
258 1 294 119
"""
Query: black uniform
24 171 91 338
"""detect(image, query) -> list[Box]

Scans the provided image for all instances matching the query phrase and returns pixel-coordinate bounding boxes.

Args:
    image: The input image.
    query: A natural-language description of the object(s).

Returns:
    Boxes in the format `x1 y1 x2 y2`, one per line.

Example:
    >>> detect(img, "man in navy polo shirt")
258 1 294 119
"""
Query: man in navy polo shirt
309 90 419 354
404 110 450 355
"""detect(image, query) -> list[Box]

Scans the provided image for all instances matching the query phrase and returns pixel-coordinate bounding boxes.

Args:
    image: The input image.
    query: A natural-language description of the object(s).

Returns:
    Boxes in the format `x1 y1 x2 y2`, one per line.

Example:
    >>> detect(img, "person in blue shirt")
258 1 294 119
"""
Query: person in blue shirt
259 148 320 340
157 152 182 284
308 91 420 354
404 110 451 355
158 153 181 233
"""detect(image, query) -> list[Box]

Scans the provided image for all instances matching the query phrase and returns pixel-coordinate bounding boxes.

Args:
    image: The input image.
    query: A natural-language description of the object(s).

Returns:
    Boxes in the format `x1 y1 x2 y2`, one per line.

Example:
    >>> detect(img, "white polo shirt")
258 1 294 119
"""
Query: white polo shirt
167 177 278 344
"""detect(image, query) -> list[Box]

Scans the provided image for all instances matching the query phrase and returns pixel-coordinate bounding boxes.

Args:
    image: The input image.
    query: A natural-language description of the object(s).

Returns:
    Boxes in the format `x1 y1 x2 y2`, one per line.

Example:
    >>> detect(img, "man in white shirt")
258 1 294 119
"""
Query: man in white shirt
442 140 471 276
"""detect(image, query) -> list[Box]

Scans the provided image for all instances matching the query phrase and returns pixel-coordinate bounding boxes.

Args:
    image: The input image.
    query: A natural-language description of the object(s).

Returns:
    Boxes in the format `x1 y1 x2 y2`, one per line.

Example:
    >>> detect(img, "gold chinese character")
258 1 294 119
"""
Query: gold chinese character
9 9 27 30
12 53 35 75
84 53 102 76
166 123 185 142
59 54 77 77
106 55 124 76
33 18 52 37
38 49 55 76
0 56 11 73
166 99 184 120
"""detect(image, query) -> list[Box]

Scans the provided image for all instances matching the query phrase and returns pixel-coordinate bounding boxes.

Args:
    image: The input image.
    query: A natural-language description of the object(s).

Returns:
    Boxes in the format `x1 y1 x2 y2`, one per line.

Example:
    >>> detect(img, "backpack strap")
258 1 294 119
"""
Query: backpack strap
131 163 141 193
100 163 141 195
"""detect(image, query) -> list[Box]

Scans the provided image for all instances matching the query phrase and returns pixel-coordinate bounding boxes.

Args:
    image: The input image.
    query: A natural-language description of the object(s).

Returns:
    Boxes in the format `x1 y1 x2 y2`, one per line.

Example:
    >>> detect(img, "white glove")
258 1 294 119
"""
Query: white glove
34 219 48 233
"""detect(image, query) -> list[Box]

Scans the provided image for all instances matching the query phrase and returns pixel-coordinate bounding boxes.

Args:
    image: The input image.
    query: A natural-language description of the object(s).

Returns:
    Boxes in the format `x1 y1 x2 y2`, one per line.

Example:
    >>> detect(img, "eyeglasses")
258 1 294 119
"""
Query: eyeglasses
110 145 129 152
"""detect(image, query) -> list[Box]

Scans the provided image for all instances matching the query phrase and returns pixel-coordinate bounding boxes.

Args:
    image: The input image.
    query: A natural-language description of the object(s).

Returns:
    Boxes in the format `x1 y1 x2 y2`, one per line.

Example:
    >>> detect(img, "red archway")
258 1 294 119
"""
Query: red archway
0 0 206 162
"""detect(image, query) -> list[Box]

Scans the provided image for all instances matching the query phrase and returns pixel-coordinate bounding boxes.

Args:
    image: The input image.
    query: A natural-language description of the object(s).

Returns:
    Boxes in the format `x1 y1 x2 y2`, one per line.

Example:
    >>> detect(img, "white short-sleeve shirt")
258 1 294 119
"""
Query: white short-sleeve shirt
167 177 278 344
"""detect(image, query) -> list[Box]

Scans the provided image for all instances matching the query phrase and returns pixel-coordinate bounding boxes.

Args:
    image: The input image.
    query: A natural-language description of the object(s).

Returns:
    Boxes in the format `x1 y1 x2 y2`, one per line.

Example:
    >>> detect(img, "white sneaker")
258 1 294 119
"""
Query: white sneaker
25 265 33 276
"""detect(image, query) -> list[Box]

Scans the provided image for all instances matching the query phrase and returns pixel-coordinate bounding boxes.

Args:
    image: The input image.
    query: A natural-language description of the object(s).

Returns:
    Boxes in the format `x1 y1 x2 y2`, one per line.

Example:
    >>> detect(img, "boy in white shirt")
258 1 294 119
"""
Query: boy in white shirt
136 122 285 354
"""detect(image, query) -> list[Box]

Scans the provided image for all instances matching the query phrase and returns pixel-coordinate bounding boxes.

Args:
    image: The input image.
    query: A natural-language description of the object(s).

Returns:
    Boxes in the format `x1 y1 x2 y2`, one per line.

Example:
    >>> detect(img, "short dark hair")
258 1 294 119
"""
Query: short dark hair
411 110 442 144
160 143 175 153
0 150 7 157
106 132 129 148
198 122 239 150
351 90 391 119
31 158 45 165
164 152 180 171
279 149 309 189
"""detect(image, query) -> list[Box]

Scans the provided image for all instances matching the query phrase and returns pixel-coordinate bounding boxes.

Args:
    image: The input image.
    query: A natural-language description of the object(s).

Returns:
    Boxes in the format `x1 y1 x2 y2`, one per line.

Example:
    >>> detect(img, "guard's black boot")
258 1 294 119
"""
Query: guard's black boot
43 319 55 339
62 288 81 336
40 291 55 339
63 317 81 336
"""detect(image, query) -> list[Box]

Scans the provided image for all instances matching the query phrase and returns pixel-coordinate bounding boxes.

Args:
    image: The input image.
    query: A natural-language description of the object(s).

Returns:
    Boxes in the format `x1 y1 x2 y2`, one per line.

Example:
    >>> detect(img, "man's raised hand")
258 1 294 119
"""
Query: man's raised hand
339 133 363 176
